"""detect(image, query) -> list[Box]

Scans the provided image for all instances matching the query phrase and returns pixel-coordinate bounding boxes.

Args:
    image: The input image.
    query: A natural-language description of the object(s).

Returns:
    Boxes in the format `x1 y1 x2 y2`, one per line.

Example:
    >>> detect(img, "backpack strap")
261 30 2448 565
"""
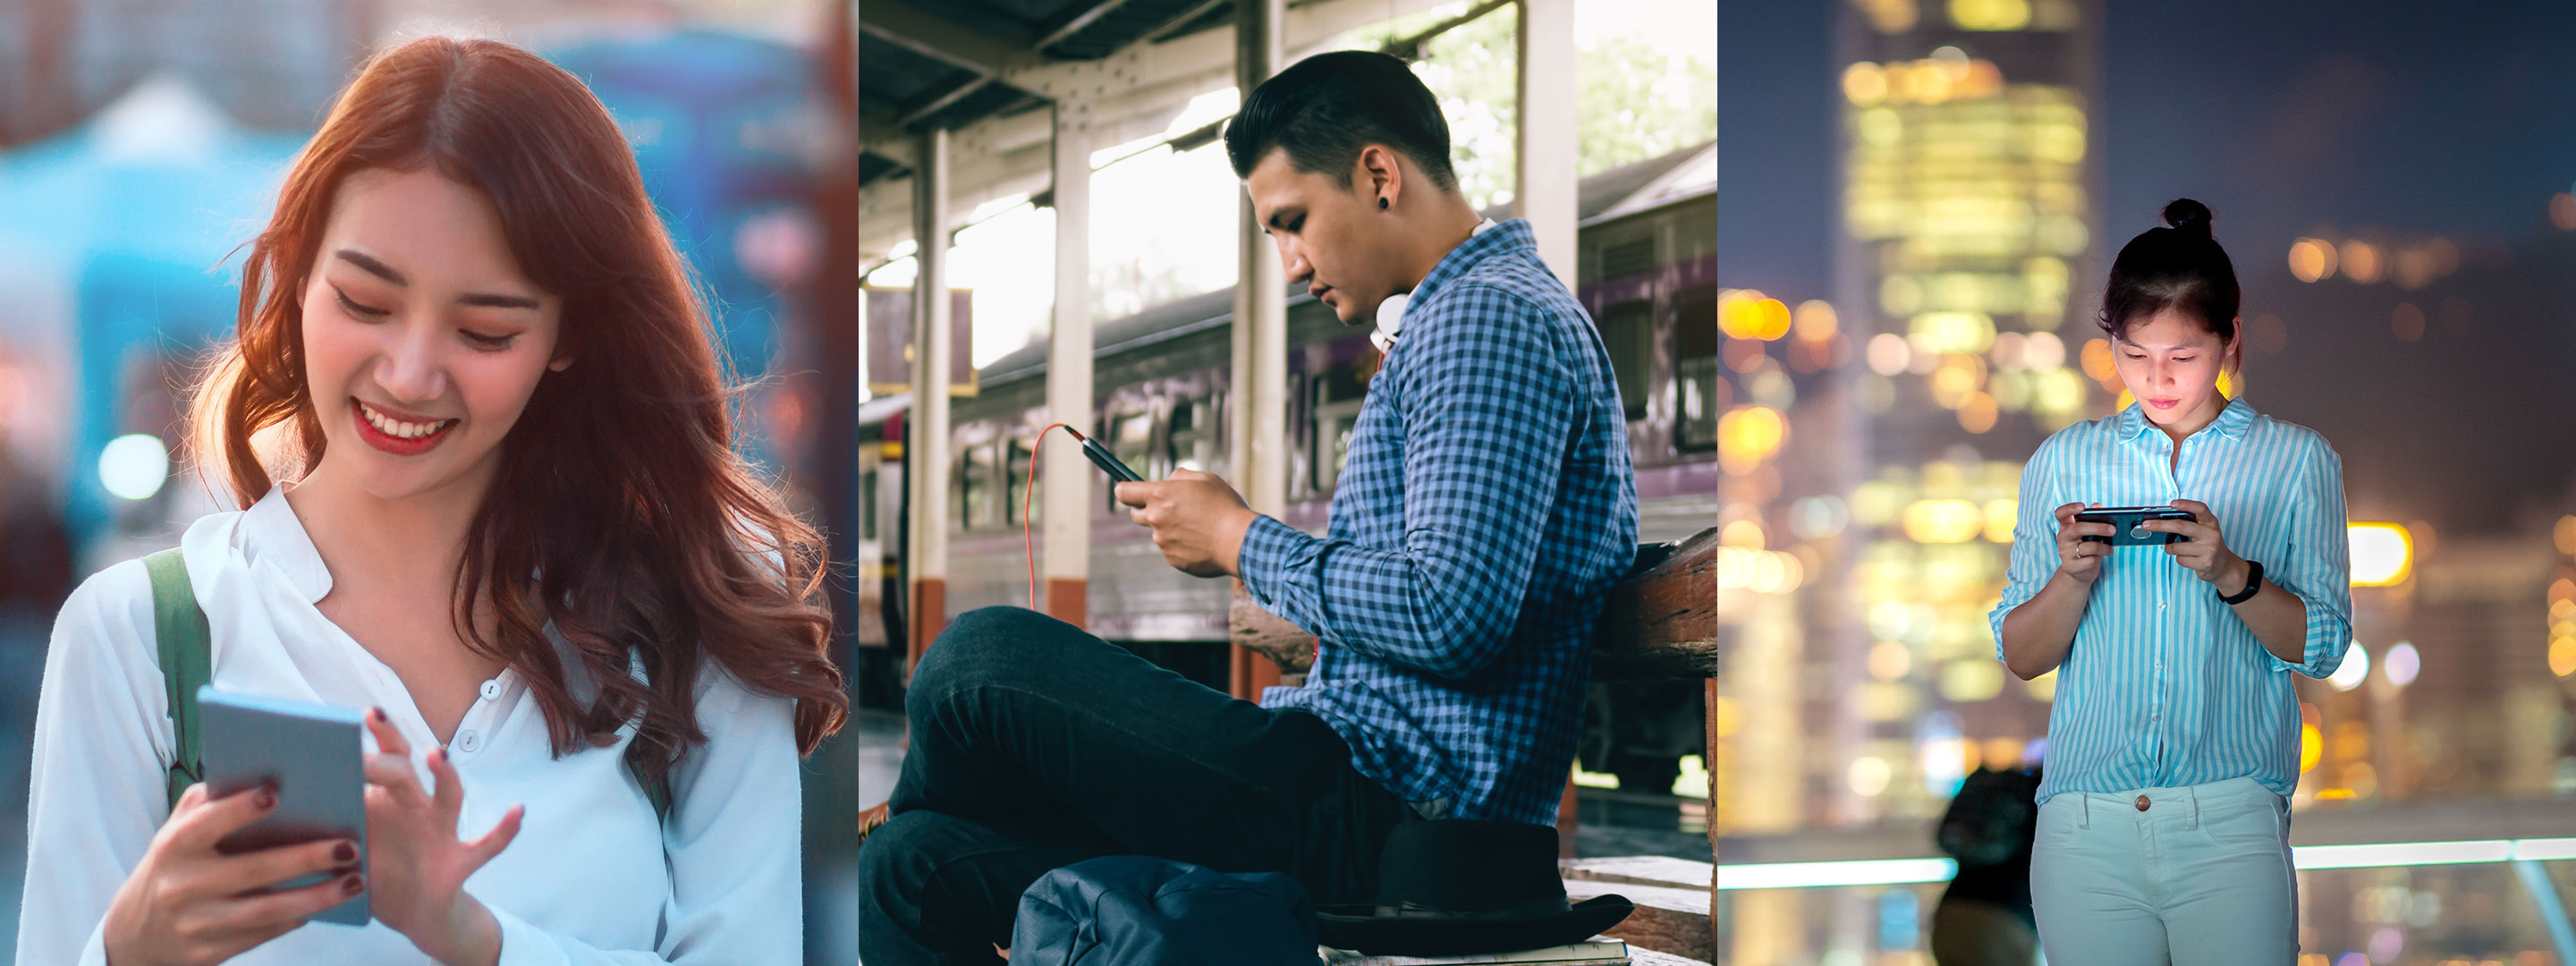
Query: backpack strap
143 548 211 812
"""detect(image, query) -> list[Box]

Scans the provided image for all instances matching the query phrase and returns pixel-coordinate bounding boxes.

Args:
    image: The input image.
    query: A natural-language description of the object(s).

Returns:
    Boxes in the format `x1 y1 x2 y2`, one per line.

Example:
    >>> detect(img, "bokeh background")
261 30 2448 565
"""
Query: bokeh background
0 0 863 958
1717 1 2576 963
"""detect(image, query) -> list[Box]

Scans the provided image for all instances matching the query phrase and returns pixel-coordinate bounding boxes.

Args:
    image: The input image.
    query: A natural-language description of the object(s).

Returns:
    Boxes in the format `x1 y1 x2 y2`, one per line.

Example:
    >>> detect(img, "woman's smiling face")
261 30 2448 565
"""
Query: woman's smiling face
2114 307 2239 432
298 166 566 501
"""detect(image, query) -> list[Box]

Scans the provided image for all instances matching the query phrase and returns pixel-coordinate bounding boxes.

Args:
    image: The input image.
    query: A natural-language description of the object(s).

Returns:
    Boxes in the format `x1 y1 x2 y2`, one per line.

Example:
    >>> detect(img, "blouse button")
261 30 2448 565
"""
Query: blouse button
479 679 503 701
2135 795 2151 812
456 730 481 753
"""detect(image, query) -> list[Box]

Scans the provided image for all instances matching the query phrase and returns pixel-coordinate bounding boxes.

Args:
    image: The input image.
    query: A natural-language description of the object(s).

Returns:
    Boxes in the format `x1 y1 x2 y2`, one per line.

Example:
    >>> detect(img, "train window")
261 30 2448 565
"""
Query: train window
1598 300 1654 422
1004 440 1036 525
1675 292 1719 451
860 470 878 540
959 445 996 530
1167 396 1217 474
1602 238 1657 283
1311 358 1370 490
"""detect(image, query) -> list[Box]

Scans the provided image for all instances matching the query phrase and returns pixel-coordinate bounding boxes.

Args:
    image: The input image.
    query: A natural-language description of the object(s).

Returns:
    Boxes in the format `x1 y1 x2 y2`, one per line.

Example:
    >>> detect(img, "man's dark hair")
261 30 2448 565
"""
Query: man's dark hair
1224 50 1458 192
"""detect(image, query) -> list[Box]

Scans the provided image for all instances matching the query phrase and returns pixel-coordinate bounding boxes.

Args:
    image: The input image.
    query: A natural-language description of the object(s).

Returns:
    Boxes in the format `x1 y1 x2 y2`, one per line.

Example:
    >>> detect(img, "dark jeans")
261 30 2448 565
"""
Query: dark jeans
857 606 1414 964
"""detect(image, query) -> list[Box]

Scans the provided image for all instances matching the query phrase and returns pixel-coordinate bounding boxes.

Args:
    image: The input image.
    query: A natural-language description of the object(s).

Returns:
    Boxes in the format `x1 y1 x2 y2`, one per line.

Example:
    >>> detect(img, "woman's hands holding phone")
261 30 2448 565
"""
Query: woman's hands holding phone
101 784 362 966
360 708 523 966
2143 498 2250 589
2052 502 2112 584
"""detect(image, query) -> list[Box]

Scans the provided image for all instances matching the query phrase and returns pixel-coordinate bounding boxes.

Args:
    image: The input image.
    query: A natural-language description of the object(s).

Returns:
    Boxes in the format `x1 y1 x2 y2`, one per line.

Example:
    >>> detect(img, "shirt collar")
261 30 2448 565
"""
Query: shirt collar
1373 217 1504 350
1410 216 1528 310
239 484 335 604
2116 395 2256 443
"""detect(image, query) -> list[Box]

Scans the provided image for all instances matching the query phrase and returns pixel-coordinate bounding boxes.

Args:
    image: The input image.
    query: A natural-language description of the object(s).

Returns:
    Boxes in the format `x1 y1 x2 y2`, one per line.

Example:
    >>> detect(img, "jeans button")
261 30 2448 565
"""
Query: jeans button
2136 795 2151 812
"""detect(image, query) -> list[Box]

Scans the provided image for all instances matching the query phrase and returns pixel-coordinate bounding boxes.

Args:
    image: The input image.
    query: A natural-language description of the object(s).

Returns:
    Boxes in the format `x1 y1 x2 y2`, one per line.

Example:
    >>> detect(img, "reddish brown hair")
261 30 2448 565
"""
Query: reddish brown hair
191 36 845 782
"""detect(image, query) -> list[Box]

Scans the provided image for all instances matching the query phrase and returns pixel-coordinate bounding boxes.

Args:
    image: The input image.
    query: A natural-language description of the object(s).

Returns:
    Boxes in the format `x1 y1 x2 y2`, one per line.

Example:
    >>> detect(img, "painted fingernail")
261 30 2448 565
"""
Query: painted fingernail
255 790 276 810
343 874 365 895
430 749 446 765
370 708 386 722
333 842 356 862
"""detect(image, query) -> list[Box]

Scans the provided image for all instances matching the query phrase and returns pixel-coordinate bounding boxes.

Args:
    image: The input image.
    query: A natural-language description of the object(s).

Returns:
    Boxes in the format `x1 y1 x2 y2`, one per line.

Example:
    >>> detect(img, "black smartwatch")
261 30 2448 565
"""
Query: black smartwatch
2220 557 2264 605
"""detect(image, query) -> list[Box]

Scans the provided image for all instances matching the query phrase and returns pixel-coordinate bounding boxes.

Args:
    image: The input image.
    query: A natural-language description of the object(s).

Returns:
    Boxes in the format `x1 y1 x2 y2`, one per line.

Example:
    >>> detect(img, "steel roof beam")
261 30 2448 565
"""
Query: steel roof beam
861 0 1450 159
1140 0 1229 45
1033 0 1148 54
857 0 1459 261
856 4 1028 76
897 76 999 129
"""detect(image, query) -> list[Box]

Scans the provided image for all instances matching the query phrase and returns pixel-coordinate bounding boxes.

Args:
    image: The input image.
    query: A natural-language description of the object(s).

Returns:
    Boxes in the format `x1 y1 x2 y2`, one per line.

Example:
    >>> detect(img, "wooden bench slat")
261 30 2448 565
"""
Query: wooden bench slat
1590 527 1717 681
1559 856 1716 891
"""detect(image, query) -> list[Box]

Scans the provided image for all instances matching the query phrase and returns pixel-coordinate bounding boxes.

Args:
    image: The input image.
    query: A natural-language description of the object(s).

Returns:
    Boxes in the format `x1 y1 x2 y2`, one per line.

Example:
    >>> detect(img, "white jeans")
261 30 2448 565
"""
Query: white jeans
2030 776 2298 966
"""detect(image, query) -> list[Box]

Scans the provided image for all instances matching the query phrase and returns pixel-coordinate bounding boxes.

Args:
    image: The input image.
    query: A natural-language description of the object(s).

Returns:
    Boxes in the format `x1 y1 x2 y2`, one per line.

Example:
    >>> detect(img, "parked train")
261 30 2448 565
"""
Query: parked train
856 143 1717 793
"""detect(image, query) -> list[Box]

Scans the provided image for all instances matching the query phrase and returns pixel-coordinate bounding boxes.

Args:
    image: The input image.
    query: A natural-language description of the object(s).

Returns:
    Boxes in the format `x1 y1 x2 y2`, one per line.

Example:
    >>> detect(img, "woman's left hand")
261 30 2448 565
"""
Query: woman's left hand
361 709 524 966
2147 498 2251 589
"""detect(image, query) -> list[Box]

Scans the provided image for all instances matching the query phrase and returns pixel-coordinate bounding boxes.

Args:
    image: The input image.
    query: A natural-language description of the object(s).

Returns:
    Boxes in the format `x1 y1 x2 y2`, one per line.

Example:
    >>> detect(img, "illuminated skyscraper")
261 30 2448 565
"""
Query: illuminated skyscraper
1707 2 2110 958
1713 4 2109 958
1825 0 2108 827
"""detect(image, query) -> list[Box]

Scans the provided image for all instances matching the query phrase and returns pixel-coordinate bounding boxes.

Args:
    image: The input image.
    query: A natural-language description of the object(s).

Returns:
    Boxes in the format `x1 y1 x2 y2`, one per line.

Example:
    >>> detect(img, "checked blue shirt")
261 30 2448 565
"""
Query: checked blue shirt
1237 218 1638 826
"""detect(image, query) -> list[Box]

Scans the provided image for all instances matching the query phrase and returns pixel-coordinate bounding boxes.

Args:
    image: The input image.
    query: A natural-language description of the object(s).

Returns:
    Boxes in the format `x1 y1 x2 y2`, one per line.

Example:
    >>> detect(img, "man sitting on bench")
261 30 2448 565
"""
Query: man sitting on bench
856 50 1639 963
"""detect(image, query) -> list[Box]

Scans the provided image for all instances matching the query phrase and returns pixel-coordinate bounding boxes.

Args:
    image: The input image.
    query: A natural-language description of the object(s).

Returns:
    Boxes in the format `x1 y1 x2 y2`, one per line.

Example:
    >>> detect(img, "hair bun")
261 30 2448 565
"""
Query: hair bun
2162 199 2213 237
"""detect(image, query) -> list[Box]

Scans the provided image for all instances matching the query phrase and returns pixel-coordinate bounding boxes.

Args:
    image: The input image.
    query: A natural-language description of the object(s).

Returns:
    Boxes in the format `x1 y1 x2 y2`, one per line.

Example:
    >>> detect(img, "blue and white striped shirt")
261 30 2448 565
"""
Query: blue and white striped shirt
1237 218 1639 826
1989 398 2353 805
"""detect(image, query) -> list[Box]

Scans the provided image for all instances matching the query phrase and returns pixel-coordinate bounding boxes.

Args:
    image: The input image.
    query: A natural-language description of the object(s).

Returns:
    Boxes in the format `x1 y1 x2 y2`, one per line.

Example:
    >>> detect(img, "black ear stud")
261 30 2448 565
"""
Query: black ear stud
1378 197 1389 209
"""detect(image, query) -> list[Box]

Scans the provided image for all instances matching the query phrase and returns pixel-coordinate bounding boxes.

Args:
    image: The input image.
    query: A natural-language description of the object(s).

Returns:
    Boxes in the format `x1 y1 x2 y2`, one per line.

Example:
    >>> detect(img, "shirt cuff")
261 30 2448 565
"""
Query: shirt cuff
1235 513 1309 602
492 904 574 966
2273 594 2350 677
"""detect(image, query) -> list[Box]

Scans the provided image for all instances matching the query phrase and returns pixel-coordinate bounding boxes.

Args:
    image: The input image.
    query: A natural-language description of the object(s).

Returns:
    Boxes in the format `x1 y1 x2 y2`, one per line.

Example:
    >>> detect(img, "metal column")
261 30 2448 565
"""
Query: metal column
907 127 953 672
1229 0 1288 703
1513 0 1579 291
1516 0 1581 855
1043 101 1095 627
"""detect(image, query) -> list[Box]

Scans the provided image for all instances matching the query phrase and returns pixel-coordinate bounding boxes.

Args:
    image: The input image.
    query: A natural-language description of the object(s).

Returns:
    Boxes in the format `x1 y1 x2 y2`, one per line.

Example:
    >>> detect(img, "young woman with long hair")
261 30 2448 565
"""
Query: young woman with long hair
1991 199 2352 964
18 36 844 964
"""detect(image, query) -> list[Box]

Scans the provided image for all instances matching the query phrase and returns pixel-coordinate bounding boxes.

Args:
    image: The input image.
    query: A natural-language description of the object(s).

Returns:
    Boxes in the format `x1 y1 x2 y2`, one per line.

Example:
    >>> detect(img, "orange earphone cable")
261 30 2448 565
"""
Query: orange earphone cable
1026 423 1086 611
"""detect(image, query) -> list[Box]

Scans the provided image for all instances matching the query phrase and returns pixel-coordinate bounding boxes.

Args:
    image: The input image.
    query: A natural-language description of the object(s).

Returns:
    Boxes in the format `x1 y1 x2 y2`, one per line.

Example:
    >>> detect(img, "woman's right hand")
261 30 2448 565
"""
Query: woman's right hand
2054 502 2114 585
102 783 363 966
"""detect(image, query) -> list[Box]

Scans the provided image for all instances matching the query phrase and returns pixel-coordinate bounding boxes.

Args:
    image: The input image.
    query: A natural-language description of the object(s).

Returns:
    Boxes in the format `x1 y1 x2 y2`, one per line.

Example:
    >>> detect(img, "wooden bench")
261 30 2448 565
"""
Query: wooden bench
1563 856 1716 963
1226 525 1718 679
1228 526 1720 960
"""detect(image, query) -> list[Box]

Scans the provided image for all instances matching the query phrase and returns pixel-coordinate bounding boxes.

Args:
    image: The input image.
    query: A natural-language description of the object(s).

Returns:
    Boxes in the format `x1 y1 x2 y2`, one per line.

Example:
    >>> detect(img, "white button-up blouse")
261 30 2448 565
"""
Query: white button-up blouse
16 487 803 964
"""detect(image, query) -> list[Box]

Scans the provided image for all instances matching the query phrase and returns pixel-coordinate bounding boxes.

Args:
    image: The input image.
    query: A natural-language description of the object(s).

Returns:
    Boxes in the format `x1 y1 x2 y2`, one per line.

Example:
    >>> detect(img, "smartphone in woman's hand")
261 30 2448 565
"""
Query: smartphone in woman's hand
199 687 372 926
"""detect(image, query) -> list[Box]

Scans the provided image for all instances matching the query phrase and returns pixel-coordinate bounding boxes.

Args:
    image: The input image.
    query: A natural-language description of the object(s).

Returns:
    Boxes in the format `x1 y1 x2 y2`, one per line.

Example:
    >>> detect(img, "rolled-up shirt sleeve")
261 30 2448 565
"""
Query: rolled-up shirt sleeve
2262 435 2353 677
1990 437 2065 658
1236 284 1576 681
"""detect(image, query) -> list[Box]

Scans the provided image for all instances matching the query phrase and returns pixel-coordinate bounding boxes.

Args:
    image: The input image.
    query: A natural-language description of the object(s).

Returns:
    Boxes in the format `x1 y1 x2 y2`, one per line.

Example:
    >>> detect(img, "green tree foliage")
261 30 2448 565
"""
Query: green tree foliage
1352 3 1717 212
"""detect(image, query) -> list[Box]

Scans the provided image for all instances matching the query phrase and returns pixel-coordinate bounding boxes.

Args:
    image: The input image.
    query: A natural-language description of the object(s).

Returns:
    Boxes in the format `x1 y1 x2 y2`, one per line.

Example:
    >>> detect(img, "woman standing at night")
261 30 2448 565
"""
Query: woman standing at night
1991 199 2352 965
